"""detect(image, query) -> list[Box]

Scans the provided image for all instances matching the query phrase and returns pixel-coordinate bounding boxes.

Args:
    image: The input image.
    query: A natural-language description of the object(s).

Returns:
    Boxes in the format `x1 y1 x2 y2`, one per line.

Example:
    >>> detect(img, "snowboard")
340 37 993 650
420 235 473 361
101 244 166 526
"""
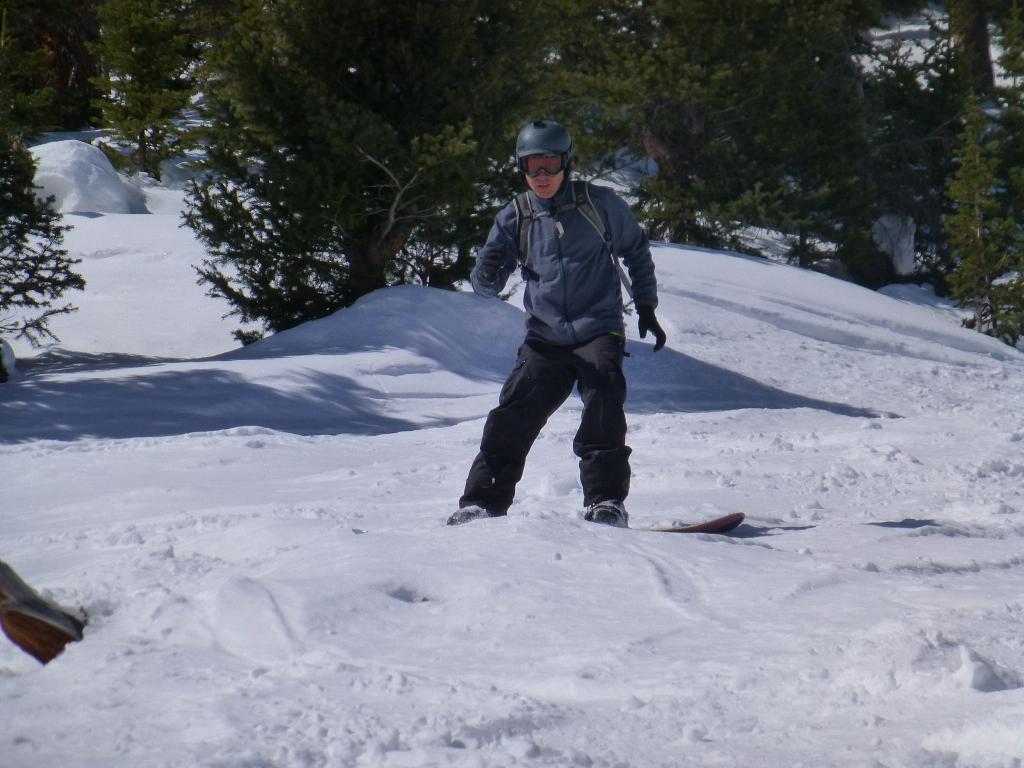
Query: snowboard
636 511 745 535
0 561 86 664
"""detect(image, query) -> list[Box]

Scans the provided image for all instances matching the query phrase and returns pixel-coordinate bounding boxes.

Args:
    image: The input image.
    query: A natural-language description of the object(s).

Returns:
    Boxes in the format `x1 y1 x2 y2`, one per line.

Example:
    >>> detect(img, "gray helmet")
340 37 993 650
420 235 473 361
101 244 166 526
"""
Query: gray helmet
515 119 572 165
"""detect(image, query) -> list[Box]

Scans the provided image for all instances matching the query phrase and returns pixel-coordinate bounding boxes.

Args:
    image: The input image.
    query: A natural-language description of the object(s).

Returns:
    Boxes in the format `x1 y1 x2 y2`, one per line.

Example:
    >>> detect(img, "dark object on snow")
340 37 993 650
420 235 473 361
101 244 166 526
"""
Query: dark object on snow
0 561 85 664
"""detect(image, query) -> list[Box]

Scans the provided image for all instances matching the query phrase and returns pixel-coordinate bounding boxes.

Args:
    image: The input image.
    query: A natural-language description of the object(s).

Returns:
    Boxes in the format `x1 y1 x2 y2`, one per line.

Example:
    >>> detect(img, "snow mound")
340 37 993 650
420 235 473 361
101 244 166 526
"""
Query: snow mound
30 140 148 214
222 284 524 379
1 285 526 442
652 243 1016 363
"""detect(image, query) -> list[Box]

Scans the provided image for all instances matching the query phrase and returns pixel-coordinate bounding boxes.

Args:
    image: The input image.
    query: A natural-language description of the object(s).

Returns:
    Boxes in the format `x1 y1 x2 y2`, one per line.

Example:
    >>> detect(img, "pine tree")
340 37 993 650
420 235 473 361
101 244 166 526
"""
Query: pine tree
0 0 101 131
0 5 86 370
1 0 55 133
556 0 887 280
0 134 85 356
995 0 1024 221
945 100 1024 345
35 0 102 129
186 0 554 343
863 12 973 285
91 0 199 179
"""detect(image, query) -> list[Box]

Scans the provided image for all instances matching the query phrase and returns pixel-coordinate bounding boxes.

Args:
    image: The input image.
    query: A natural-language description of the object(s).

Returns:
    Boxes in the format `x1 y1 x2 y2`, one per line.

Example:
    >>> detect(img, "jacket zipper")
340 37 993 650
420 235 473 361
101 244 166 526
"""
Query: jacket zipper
554 212 578 344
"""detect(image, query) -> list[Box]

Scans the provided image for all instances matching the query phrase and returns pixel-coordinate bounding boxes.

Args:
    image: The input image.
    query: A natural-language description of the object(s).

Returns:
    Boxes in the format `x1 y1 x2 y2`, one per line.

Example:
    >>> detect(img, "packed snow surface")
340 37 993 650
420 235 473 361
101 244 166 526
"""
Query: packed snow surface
3 180 1024 768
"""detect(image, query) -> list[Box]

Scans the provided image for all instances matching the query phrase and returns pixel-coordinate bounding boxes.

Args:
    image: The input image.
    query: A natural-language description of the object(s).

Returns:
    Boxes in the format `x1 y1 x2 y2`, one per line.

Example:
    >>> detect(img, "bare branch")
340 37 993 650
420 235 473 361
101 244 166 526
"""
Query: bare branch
356 147 425 254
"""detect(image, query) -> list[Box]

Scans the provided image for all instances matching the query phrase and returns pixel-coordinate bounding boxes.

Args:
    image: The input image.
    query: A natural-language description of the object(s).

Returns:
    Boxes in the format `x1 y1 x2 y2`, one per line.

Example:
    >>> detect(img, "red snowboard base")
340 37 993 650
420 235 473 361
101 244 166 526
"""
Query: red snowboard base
0 561 85 664
638 511 745 535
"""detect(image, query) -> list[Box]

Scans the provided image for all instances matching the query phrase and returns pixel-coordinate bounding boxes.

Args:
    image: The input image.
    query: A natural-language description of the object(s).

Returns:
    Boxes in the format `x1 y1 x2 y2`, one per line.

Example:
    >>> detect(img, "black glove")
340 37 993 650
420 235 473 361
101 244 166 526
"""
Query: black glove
637 305 666 351
476 249 506 282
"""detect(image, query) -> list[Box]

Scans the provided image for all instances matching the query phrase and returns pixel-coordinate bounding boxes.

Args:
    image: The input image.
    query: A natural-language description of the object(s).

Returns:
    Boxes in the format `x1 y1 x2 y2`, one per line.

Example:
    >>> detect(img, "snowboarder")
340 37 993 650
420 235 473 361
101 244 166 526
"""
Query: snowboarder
449 119 665 528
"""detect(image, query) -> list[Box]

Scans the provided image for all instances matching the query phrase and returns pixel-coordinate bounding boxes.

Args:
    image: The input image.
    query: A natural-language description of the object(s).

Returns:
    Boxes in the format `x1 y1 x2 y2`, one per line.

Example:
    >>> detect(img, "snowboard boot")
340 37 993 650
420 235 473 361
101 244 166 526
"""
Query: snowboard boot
584 500 629 528
447 505 505 526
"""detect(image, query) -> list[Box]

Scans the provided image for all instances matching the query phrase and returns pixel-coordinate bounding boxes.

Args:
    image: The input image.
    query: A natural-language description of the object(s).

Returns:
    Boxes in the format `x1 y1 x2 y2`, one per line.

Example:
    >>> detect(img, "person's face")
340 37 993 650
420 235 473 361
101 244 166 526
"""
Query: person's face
521 154 565 199
526 168 565 199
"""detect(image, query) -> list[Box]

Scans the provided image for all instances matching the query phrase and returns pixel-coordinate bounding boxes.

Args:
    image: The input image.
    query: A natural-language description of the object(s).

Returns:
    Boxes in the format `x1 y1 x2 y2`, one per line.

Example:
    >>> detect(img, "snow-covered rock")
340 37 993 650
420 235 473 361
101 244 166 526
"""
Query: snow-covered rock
0 336 16 380
30 140 148 215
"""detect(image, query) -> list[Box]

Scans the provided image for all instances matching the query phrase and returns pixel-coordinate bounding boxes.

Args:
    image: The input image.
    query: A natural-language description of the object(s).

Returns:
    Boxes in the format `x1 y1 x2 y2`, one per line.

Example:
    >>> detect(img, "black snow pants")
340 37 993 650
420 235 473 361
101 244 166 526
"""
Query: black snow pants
459 333 631 514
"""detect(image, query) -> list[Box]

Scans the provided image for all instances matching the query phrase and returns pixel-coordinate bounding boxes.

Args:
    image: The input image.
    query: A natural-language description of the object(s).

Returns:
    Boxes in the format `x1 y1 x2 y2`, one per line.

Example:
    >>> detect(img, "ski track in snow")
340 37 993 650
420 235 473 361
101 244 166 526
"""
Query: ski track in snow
3 199 1024 766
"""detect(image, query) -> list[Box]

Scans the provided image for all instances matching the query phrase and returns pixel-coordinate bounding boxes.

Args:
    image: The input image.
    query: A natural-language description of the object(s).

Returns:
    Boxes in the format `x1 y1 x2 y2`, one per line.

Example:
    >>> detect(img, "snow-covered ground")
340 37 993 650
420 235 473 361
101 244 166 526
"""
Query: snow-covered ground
3 144 1024 767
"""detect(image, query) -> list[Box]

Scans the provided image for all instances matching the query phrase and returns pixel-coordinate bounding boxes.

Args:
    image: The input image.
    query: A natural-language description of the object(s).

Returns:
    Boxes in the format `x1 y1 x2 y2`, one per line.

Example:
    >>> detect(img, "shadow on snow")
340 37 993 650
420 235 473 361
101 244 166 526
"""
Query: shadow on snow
0 363 423 443
2 340 885 443
625 343 885 419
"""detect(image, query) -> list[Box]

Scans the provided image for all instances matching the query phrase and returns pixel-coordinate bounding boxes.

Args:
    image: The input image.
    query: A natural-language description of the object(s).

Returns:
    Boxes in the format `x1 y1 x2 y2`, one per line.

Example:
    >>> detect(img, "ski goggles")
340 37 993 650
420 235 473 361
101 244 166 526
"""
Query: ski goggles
520 153 565 178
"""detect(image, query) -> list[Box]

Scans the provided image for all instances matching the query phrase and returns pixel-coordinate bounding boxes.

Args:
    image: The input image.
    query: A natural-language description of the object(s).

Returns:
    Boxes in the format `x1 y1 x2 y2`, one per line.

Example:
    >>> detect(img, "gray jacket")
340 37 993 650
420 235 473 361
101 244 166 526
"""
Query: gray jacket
471 181 658 346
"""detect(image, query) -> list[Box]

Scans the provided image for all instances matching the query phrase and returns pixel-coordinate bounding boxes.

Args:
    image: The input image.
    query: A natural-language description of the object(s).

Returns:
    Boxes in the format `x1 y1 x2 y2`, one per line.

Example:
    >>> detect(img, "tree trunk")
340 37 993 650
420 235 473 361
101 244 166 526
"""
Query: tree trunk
640 124 674 178
949 0 995 92
348 221 413 301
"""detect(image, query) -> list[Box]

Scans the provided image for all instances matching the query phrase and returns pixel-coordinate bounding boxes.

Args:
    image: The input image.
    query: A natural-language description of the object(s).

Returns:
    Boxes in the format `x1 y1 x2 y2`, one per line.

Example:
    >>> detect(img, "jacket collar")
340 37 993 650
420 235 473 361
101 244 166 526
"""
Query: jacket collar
528 177 574 211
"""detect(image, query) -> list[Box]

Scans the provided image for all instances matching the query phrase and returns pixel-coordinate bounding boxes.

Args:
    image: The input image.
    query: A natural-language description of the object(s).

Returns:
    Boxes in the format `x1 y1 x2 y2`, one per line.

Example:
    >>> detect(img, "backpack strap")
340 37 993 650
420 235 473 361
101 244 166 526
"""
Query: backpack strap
512 191 534 277
512 181 634 300
573 180 634 301
572 180 609 246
